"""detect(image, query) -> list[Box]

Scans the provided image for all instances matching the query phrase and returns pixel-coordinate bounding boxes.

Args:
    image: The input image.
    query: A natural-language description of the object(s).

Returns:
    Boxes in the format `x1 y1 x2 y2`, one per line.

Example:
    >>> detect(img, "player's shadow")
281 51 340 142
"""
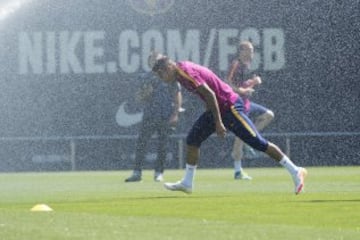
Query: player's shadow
299 199 360 203
125 195 228 200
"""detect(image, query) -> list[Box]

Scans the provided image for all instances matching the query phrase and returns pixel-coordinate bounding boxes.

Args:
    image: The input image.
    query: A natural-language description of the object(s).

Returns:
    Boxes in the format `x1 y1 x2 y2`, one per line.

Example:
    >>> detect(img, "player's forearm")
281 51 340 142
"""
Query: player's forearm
172 91 182 115
202 89 222 124
226 61 238 85
197 84 222 124
238 87 250 95
245 75 261 87
226 79 247 96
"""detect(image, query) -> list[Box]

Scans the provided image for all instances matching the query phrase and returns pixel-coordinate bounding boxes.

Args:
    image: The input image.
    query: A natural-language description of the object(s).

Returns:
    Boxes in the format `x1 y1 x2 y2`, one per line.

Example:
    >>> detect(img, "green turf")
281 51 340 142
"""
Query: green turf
0 167 359 240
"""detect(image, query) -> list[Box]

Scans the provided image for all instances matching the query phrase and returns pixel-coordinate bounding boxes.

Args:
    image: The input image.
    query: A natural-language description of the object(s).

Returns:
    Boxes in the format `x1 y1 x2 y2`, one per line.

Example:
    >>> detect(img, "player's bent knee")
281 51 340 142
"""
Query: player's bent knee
266 110 275 120
186 135 202 148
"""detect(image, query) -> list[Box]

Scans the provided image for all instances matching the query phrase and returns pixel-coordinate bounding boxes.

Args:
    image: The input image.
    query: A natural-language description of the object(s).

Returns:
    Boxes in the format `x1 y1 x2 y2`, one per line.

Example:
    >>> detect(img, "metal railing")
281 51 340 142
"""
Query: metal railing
0 131 359 170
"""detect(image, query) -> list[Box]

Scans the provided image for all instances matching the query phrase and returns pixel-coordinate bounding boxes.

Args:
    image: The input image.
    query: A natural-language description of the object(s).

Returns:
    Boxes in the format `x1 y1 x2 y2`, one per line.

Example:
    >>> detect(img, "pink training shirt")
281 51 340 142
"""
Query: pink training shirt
175 61 239 114
227 60 251 113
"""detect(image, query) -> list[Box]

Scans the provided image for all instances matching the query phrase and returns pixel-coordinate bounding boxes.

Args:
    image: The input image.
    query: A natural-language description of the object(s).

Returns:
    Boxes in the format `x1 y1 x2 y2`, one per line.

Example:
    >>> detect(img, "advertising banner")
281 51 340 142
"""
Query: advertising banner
0 0 358 170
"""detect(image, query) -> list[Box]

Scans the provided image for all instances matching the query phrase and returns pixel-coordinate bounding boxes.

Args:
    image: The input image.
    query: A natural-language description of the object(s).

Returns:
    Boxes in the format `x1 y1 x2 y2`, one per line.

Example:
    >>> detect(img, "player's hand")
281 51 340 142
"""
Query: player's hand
238 87 254 97
252 76 262 85
242 87 255 97
216 121 227 138
168 113 178 127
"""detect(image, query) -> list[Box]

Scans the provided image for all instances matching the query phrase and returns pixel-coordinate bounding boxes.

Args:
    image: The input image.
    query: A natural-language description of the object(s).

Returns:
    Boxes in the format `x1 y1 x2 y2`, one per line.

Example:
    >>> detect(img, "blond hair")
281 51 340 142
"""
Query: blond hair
238 41 253 52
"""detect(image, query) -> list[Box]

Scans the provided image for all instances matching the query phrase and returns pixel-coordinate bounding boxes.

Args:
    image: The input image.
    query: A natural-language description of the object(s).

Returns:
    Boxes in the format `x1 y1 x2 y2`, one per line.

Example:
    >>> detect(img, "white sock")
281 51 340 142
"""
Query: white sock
182 164 196 187
234 160 242 173
279 155 299 175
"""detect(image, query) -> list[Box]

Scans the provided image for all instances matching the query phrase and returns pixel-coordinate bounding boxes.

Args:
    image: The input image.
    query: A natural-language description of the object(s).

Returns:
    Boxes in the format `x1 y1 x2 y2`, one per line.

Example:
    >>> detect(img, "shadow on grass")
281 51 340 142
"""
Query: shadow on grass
121 194 231 200
298 199 360 203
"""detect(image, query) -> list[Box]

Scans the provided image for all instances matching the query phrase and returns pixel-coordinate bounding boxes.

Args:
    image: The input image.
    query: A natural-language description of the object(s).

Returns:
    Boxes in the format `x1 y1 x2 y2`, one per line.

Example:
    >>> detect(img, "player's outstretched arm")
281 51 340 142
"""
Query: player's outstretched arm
196 84 226 138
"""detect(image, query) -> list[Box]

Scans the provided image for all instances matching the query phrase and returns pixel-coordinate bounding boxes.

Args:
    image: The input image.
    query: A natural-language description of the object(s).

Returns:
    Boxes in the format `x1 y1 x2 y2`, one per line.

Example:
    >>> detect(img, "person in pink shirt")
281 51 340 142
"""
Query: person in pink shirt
148 51 307 195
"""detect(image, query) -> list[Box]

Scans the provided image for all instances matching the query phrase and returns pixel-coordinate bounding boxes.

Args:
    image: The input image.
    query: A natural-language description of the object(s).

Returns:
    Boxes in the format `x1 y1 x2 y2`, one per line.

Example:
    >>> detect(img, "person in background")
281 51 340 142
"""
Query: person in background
148 51 307 194
227 40 274 180
125 73 182 182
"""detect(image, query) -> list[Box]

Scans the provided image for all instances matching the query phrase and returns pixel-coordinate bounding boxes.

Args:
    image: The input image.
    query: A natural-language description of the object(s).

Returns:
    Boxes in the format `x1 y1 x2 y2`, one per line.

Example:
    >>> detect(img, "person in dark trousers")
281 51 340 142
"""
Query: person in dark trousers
125 73 182 182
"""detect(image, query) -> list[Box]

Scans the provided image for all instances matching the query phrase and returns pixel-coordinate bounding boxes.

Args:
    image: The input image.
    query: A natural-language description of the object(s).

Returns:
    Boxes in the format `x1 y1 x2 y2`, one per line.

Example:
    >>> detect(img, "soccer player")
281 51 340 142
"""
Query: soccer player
227 41 274 180
125 72 182 182
148 51 307 194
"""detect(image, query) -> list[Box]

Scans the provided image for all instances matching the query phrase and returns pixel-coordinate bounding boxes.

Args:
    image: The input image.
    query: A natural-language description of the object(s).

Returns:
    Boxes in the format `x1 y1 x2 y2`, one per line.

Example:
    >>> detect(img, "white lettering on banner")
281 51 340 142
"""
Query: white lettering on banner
218 29 238 71
263 28 285 71
60 31 83 73
203 28 217 67
119 30 140 73
142 30 164 71
167 29 200 63
84 31 105 73
46 32 56 74
19 32 43 74
18 28 286 75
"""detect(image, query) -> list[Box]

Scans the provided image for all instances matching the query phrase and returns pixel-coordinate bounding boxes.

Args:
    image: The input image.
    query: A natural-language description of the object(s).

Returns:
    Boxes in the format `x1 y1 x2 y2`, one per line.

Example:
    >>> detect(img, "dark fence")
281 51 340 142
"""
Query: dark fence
0 132 358 172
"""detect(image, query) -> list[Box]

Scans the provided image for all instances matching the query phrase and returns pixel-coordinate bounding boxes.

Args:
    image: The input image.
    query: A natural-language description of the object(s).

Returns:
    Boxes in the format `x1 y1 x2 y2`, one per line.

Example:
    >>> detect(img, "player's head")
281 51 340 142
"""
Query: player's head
148 51 176 83
238 41 254 64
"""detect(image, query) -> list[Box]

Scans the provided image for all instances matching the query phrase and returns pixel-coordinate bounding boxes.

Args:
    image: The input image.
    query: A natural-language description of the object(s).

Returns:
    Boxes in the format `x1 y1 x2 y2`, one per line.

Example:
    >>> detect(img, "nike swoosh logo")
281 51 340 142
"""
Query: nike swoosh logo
116 101 143 127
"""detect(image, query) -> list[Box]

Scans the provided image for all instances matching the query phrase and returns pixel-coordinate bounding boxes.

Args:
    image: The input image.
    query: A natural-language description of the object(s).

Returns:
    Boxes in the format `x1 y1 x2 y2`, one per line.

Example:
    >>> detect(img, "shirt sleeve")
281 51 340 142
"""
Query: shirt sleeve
177 62 203 90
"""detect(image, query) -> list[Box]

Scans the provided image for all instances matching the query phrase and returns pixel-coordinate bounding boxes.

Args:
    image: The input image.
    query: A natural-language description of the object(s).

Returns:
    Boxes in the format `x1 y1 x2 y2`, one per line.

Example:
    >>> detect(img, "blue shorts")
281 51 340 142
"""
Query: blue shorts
186 98 268 151
248 102 270 118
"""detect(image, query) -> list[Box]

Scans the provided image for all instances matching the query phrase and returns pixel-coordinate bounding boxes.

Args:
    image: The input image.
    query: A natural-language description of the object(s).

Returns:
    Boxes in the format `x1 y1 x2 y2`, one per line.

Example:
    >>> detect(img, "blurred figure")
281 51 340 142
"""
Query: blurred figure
227 41 274 180
125 73 182 182
148 52 306 194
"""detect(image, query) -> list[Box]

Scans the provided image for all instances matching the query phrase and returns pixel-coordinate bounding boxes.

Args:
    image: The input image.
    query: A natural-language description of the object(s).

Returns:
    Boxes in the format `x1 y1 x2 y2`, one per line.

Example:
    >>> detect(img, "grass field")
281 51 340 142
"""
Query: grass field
0 167 359 240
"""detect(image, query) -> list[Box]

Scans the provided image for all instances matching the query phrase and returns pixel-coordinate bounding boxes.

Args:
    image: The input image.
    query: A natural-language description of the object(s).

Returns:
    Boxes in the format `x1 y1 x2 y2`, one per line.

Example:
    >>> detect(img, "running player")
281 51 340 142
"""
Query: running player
148 51 307 195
